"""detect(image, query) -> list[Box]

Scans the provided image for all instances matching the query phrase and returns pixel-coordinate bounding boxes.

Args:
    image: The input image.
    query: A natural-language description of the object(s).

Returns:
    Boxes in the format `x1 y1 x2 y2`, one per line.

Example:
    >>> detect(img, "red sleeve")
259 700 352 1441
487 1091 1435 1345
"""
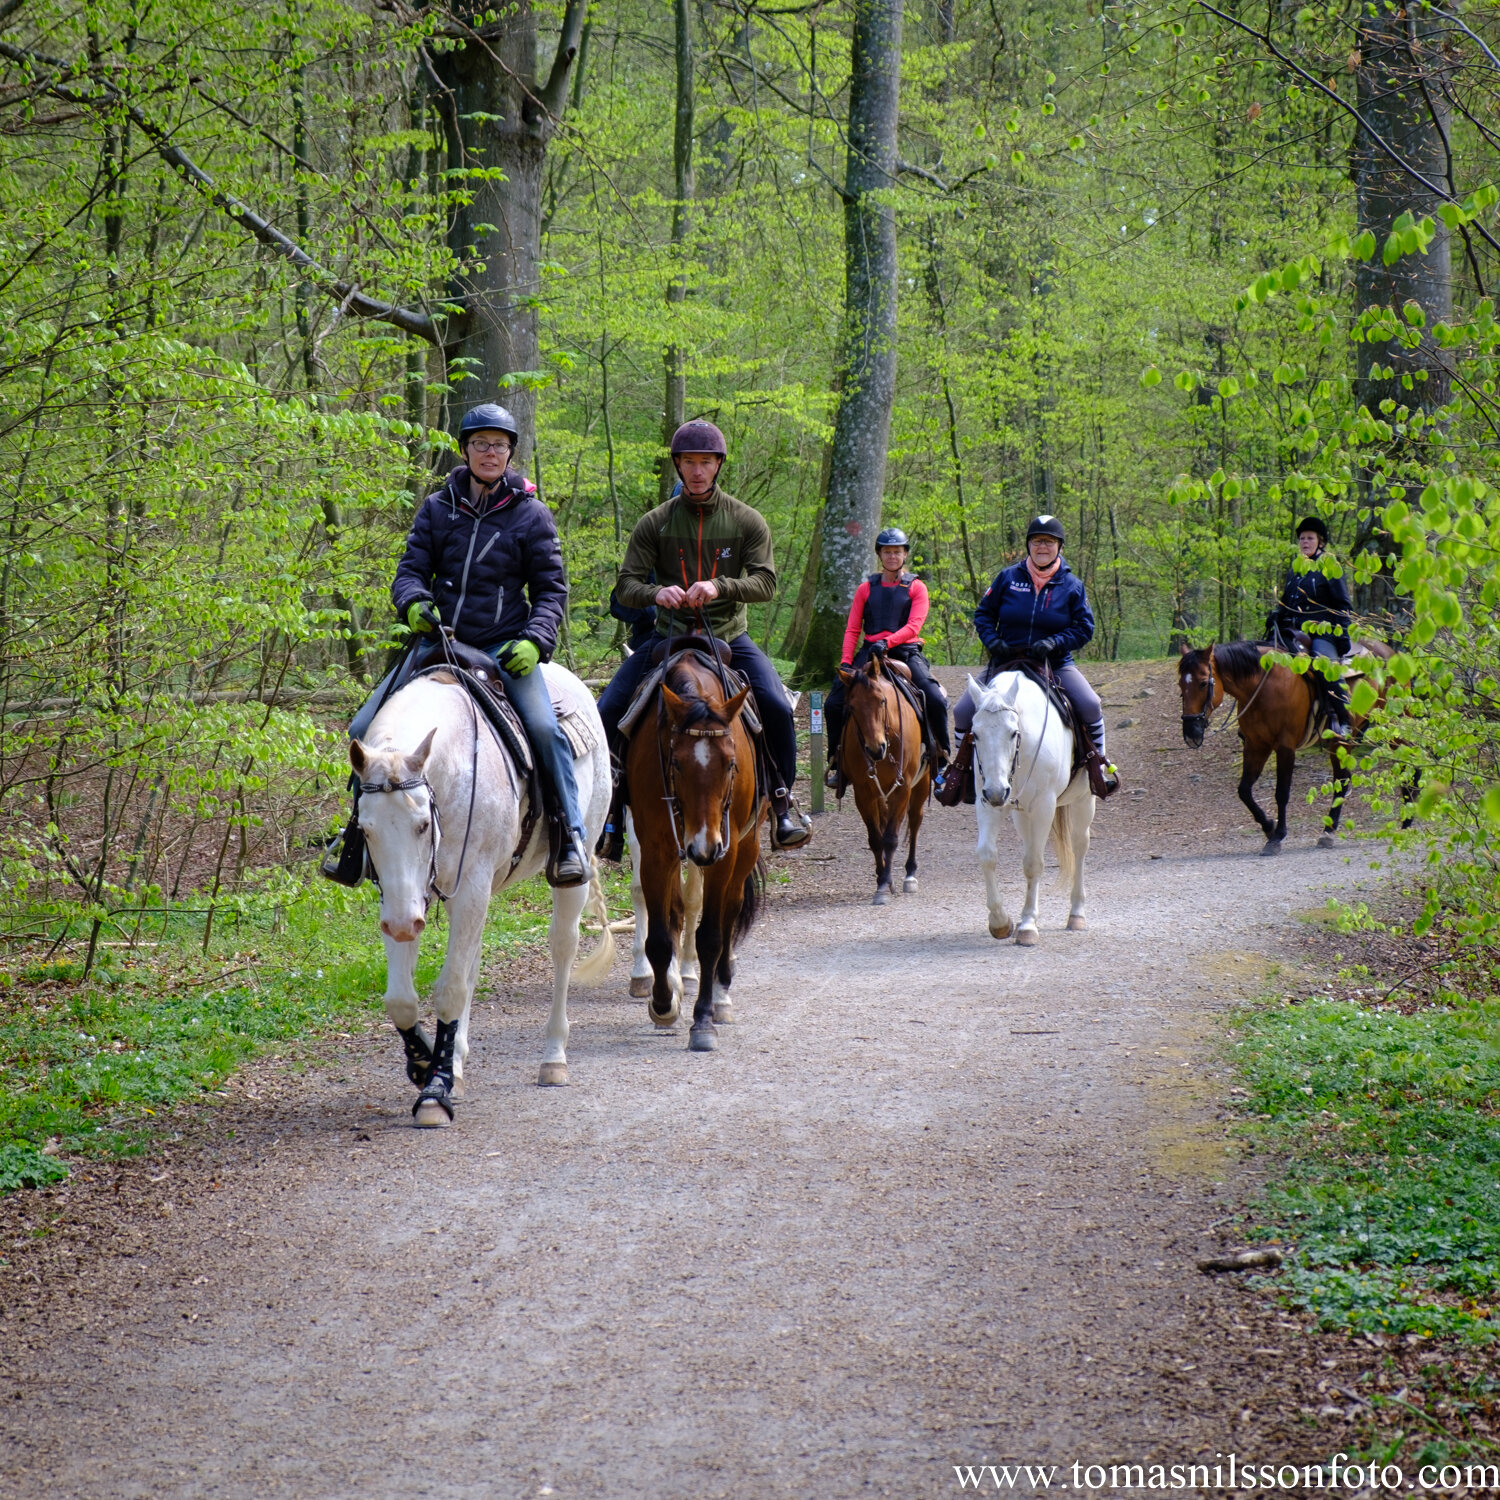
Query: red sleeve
841 580 870 665
885 578 929 647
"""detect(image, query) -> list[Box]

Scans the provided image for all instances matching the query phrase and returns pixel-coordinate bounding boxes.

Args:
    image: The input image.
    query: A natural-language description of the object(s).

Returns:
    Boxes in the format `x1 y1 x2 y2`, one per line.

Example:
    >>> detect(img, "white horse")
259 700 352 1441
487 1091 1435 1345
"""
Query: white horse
624 810 734 1025
350 667 613 1125
968 671 1095 946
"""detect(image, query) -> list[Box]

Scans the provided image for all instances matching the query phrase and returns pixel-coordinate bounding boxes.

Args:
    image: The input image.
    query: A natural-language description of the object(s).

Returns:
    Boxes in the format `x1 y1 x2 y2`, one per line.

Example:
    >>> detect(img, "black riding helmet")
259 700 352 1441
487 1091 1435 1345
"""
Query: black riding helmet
1295 515 1329 542
669 419 727 456
1026 514 1066 544
875 527 909 550
458 402 520 449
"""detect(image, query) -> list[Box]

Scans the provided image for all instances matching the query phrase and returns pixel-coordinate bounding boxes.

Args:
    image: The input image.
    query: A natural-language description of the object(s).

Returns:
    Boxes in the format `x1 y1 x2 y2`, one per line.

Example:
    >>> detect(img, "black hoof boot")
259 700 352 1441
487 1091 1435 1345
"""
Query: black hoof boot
398 1024 434 1088
413 1019 458 1128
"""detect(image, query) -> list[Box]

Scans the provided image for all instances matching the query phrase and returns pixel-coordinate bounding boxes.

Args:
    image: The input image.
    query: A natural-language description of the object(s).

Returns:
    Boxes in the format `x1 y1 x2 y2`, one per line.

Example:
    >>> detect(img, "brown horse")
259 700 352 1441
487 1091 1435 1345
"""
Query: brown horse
624 649 766 1051
838 652 932 903
1178 640 1390 853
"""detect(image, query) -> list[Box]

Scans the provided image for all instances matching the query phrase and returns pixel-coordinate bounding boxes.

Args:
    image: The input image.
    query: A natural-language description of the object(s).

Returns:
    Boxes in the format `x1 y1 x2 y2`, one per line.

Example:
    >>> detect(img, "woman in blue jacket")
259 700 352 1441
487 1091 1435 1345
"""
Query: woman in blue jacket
951 514 1119 798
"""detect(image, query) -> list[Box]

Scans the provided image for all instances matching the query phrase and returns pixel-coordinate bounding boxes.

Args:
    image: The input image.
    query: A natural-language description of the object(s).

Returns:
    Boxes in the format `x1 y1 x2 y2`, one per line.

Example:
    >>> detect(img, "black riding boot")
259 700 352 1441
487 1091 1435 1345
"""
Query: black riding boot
1324 681 1351 739
823 701 845 790
537 777 591 888
320 773 368 886
413 1017 458 1126
596 738 628 862
935 732 974 807
770 785 811 850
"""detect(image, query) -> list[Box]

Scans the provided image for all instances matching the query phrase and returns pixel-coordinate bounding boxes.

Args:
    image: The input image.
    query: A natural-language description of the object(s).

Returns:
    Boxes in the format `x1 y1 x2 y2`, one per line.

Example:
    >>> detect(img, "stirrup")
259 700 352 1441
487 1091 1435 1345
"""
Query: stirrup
1085 754 1119 799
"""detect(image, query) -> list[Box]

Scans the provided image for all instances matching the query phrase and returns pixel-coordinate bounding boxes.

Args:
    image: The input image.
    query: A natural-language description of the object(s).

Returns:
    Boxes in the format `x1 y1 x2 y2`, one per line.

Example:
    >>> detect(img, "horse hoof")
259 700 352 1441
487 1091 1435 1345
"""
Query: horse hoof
688 1023 718 1053
903 877 919 894
872 886 892 906
1260 839 1283 857
449 1075 466 1099
989 919 1013 940
537 1061 569 1087
649 994 680 1028
682 975 700 999
1318 833 1338 849
629 975 652 999
712 997 734 1025
412 1099 452 1129
1066 915 1087 932
1015 928 1038 947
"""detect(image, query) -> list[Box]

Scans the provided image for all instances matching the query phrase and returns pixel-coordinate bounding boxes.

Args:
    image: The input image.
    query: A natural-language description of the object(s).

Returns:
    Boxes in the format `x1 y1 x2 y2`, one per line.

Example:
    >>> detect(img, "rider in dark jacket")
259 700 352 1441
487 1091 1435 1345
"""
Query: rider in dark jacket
950 514 1119 798
350 402 590 886
1267 515 1352 736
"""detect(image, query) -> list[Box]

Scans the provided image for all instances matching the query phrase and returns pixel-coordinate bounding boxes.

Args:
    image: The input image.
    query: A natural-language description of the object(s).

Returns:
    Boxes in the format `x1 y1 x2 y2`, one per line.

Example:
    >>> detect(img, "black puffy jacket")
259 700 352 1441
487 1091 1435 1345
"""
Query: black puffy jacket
1273 550 1352 650
391 467 567 658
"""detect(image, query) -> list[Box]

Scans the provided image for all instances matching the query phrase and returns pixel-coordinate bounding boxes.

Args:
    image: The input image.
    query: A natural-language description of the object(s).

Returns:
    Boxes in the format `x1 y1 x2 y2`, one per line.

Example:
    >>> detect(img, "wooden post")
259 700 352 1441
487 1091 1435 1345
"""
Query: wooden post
809 690 825 815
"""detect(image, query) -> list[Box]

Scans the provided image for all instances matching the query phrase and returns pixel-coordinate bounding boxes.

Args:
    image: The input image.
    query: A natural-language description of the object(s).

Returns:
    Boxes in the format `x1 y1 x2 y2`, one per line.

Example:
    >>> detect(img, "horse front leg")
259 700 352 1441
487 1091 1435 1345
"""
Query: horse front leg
537 880 590 1086
1237 743 1276 848
626 811 653 999
977 802 1012 940
903 778 926 895
640 853 685 1028
688 847 751 1052
1266 747 1294 852
382 932 433 1089
414 886 487 1128
1014 797 1055 946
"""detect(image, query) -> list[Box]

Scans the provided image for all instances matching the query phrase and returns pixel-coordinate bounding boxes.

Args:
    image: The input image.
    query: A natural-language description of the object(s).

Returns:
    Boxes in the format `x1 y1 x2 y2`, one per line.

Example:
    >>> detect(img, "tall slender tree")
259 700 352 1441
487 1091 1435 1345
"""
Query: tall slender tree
794 0 904 685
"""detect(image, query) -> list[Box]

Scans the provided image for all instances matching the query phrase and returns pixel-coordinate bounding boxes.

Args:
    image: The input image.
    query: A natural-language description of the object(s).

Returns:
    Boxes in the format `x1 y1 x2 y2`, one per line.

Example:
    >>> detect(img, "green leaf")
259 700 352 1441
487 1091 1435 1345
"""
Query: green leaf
1139 365 1162 388
1352 229 1377 260
1350 678 1378 718
1402 300 1426 328
1484 786 1500 826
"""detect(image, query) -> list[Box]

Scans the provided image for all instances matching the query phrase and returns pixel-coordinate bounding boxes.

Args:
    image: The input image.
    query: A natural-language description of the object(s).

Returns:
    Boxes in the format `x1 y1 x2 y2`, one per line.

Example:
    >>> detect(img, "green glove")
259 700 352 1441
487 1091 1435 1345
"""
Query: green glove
407 600 440 633
498 639 540 676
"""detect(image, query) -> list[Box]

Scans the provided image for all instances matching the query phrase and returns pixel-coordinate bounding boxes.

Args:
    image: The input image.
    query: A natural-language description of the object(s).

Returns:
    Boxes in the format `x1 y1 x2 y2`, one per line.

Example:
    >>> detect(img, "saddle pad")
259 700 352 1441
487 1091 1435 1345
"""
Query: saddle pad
550 692 600 760
617 653 761 740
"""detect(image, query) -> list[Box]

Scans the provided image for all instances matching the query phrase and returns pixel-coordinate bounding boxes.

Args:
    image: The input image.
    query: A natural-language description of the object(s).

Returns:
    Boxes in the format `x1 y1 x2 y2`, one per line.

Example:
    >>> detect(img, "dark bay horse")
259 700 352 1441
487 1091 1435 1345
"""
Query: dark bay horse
838 652 931 904
1178 640 1390 854
624 649 766 1051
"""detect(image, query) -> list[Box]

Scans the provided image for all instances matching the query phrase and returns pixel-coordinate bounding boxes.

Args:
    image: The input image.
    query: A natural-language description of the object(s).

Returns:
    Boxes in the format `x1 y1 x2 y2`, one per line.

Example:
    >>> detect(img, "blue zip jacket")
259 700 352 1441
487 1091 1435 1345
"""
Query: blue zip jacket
391 466 566 658
973 558 1095 668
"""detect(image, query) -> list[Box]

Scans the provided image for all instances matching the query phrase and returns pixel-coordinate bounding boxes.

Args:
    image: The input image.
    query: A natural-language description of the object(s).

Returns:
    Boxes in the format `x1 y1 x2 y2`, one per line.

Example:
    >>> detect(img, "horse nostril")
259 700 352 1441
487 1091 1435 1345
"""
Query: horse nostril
412 916 426 936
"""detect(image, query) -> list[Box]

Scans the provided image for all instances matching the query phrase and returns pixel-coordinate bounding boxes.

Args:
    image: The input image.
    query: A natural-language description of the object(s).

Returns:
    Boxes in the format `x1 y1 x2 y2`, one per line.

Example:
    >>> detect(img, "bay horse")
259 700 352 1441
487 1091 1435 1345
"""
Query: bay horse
624 648 766 1051
350 669 613 1125
1177 639 1391 853
968 670 1094 944
837 651 931 904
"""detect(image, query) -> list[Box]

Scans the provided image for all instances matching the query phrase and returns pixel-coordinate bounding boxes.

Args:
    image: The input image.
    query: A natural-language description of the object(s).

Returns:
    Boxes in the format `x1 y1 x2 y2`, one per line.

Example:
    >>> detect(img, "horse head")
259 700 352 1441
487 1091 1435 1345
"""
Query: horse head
843 654 894 761
1177 648 1218 748
969 673 1022 807
660 675 749 867
349 727 438 943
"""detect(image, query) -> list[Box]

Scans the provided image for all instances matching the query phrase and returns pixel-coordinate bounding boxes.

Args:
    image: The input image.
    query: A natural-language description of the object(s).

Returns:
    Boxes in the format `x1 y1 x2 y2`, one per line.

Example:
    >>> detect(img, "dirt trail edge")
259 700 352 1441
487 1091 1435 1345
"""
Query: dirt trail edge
2 663 1386 1499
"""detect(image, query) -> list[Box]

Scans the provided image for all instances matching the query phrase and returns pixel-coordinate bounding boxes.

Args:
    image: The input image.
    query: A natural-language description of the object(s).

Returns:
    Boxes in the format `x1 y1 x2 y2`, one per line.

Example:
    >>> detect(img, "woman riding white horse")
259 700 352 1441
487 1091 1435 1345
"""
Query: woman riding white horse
967 669 1095 945
351 669 612 1124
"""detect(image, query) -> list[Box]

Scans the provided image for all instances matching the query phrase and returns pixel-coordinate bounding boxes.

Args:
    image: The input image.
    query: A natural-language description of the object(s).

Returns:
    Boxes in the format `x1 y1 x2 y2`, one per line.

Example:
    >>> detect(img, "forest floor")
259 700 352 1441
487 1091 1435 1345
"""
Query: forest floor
0 660 1411 1498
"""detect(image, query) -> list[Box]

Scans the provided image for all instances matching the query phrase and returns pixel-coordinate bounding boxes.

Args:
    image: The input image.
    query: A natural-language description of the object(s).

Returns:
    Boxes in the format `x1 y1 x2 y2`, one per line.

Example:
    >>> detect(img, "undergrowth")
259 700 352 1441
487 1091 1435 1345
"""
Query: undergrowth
0 866 632 1190
1234 987 1500 1342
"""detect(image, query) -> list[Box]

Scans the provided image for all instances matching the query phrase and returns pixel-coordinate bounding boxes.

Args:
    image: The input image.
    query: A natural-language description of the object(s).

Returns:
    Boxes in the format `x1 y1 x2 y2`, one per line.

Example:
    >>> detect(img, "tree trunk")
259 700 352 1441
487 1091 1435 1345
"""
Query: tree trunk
658 0 695 502
1352 6 1453 615
793 0 903 686
434 0 586 463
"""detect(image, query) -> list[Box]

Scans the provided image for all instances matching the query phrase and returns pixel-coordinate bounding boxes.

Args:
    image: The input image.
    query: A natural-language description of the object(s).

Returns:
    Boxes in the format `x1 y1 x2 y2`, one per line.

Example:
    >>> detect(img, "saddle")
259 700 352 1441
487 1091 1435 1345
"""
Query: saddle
619 635 761 741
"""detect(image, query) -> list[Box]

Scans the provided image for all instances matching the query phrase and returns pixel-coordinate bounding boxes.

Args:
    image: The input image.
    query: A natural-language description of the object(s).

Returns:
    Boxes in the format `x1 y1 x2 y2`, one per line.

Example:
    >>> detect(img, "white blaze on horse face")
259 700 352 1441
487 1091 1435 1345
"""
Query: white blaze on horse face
693 738 712 769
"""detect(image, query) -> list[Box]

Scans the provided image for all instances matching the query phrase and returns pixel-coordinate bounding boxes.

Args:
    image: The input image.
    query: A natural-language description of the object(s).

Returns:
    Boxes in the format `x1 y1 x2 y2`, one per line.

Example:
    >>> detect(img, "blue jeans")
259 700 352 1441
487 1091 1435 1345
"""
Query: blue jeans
597 632 798 792
349 649 585 837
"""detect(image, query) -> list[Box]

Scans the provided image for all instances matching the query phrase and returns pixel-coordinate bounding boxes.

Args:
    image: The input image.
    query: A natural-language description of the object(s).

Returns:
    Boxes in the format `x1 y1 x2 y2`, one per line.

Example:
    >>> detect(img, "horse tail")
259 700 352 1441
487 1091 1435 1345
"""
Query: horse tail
569 873 617 986
733 856 766 947
1052 801 1077 892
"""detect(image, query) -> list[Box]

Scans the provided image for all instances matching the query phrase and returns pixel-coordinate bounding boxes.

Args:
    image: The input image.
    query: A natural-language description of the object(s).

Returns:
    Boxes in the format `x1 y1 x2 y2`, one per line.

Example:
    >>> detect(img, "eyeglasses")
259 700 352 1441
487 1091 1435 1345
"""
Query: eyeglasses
468 440 511 456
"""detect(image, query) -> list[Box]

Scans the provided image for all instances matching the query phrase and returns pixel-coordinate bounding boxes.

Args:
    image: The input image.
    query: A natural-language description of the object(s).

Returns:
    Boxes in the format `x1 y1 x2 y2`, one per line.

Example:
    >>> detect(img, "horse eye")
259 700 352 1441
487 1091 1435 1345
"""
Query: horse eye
415 820 430 836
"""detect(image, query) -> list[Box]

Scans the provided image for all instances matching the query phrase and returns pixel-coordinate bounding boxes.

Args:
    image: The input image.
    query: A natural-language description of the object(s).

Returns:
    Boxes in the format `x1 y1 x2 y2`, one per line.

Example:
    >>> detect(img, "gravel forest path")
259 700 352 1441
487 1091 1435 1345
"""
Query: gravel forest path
1 661 1387 1499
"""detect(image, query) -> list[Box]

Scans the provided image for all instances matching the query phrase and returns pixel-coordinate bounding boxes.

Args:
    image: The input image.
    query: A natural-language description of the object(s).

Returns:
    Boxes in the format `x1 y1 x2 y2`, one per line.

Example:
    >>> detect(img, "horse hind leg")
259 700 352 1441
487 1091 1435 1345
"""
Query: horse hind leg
903 780 926 894
626 811 653 998
681 862 704 1000
712 941 734 1025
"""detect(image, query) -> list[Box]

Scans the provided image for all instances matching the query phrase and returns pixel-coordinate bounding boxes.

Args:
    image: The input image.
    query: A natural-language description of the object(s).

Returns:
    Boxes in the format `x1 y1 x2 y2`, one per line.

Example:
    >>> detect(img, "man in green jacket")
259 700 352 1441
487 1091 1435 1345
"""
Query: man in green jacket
596 419 810 855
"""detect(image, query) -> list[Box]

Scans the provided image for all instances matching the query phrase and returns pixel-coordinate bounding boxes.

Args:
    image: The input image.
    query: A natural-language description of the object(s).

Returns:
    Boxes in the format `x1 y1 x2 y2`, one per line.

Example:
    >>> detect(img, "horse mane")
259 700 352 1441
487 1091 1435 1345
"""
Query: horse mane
1214 639 1269 677
664 659 733 730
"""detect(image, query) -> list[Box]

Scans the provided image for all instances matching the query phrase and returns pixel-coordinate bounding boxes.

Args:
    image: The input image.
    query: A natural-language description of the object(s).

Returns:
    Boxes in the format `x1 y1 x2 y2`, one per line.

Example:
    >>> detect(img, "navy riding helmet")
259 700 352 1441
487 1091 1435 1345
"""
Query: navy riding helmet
875 527 909 550
1026 514 1066 544
458 402 520 447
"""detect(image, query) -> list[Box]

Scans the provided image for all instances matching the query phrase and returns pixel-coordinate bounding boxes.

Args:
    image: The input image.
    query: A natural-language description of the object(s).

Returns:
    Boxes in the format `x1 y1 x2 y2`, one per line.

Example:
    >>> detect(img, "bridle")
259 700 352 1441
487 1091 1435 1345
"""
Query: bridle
851 669 908 813
973 674 1049 807
1183 645 1269 743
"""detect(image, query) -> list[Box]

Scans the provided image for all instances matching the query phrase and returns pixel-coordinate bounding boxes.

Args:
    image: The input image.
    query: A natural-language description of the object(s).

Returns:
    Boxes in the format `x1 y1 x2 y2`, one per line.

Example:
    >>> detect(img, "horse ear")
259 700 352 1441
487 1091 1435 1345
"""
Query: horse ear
866 653 882 678
1000 677 1020 707
661 684 689 727
965 673 984 703
722 686 751 723
837 664 855 684
349 739 368 775
403 727 437 778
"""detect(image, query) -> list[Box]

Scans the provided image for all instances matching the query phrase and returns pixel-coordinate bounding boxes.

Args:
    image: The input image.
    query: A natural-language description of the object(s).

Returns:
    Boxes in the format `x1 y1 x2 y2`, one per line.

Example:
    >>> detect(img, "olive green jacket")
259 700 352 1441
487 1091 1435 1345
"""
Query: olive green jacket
615 486 776 642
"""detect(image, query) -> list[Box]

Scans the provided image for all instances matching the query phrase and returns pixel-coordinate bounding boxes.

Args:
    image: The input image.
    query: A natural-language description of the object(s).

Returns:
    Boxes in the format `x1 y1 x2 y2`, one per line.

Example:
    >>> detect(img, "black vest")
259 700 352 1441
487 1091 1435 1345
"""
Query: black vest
862 572 916 638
